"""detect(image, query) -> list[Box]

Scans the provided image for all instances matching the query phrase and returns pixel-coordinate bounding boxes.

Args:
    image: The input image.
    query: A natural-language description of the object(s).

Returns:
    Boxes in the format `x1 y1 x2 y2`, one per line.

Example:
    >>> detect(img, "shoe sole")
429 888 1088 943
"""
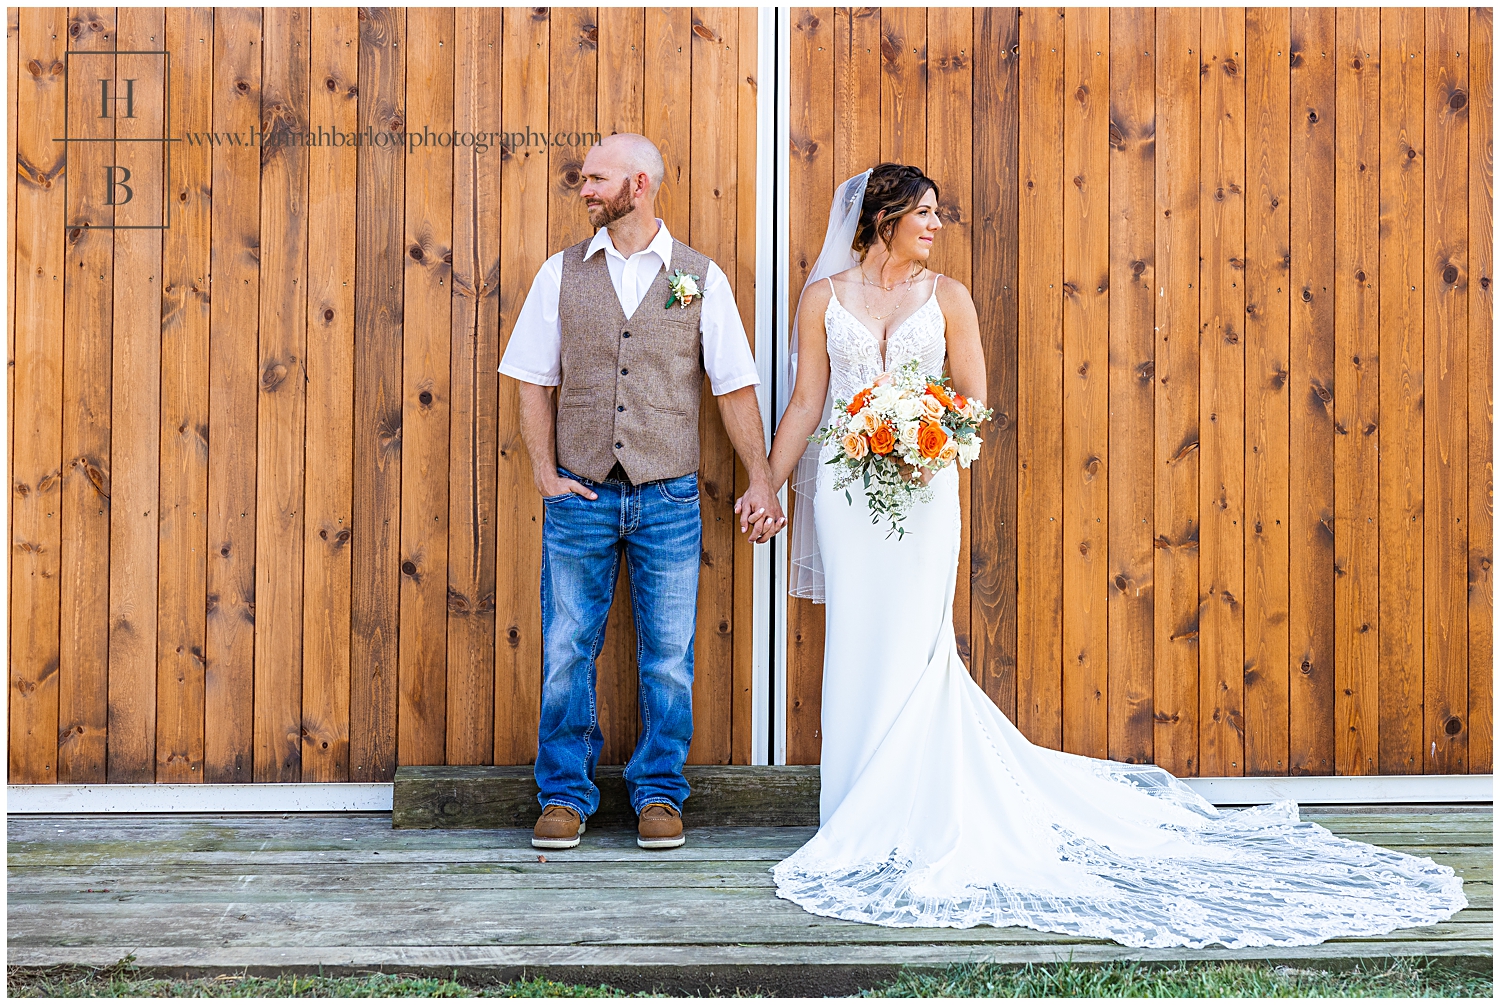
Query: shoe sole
636 834 685 850
531 819 585 850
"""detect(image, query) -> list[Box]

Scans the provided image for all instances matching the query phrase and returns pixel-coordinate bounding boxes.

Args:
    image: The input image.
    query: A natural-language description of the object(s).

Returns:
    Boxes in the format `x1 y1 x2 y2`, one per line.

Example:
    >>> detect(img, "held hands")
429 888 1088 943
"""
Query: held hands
733 481 787 544
895 457 936 487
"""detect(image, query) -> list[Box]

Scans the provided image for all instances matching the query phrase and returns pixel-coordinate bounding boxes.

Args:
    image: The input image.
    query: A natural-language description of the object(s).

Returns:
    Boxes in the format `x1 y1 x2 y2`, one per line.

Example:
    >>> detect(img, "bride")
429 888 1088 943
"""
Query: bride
735 163 1466 949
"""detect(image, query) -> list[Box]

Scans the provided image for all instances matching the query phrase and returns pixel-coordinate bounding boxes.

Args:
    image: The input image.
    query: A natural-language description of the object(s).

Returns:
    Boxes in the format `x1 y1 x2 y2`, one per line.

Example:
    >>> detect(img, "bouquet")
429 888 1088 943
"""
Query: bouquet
811 359 994 537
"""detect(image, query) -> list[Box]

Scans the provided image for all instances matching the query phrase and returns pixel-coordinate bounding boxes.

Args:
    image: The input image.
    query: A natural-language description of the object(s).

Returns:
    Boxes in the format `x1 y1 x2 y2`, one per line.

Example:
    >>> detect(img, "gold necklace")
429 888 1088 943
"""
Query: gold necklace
859 262 922 321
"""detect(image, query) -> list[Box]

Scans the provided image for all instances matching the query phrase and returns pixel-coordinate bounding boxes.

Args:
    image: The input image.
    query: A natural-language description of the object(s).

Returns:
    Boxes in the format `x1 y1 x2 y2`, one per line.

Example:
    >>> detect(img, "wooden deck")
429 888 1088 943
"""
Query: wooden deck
7 805 1492 995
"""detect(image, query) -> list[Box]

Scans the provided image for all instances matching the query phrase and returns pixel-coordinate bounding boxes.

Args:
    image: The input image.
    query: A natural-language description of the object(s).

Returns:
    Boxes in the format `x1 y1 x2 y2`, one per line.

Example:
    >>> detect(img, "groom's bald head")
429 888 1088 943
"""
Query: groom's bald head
580 133 665 227
598 133 665 192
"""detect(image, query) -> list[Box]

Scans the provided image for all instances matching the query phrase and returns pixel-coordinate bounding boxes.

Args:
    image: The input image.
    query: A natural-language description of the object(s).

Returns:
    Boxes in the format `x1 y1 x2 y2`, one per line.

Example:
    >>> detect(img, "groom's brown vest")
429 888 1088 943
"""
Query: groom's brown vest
555 236 711 484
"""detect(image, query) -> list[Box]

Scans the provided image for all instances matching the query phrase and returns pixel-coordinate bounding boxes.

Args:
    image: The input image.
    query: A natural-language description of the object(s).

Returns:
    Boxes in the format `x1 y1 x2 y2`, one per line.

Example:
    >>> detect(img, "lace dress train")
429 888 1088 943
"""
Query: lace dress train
770 277 1467 949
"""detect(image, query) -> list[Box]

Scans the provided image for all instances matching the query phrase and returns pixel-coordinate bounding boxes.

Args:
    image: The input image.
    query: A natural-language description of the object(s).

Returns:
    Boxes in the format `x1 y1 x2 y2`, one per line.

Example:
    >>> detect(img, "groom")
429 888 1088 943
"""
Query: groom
499 133 784 852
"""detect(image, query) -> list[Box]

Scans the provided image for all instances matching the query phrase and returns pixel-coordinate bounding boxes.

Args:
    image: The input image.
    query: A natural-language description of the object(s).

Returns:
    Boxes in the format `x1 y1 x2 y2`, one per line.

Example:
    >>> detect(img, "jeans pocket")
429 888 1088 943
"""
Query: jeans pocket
656 473 700 504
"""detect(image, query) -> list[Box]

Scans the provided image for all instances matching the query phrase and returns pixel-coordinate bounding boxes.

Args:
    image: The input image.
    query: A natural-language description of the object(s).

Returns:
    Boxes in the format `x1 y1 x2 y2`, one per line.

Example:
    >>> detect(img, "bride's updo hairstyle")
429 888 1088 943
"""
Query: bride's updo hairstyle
851 162 940 261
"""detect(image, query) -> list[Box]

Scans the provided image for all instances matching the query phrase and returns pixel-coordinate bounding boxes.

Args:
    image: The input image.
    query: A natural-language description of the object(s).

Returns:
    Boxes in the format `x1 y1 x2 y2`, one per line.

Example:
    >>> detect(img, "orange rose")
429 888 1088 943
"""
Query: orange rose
846 388 873 416
841 432 869 460
953 393 968 410
917 419 948 459
926 382 955 409
869 423 896 455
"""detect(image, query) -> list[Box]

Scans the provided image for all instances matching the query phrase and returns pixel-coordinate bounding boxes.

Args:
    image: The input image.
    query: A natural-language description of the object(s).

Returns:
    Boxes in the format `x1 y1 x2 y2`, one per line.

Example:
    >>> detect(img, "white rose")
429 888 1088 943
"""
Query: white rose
894 396 924 422
899 420 921 446
858 409 881 435
871 384 903 410
678 275 700 297
956 437 982 466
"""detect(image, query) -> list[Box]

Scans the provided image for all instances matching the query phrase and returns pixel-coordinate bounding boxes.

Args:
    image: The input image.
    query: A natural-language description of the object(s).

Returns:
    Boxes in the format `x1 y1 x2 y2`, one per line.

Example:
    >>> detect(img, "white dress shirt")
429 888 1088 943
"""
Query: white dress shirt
497 218 760 396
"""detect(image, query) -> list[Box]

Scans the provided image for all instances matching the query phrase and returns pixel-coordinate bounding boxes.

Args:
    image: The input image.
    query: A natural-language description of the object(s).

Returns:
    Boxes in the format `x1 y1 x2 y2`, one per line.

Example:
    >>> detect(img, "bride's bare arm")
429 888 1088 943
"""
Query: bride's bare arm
768 282 834 494
936 275 986 402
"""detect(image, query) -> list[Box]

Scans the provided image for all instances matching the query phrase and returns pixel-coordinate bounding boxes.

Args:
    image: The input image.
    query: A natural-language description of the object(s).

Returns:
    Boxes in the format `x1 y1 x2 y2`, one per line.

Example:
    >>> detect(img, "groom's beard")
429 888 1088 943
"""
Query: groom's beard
585 178 634 228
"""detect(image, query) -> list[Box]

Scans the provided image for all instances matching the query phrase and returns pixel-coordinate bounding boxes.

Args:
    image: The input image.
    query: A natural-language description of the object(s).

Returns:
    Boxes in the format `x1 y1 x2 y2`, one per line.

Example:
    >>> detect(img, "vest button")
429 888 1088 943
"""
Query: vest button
621 368 628 375
622 330 631 338
617 405 625 412
615 441 623 449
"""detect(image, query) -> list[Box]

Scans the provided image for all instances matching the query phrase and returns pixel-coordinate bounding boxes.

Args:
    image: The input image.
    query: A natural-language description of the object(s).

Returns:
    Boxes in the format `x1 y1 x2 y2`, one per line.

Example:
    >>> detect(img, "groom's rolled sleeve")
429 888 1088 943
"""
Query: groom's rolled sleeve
701 262 761 396
497 251 565 386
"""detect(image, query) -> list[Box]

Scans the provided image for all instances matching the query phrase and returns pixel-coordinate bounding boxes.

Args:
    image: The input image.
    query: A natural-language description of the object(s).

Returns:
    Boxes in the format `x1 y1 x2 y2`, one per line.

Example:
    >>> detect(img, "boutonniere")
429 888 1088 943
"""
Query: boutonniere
665 269 702 309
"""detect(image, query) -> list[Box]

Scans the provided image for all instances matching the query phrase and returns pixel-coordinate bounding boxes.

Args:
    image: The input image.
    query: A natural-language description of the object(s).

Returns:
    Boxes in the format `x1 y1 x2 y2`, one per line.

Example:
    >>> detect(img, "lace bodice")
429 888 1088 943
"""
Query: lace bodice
823 276 948 404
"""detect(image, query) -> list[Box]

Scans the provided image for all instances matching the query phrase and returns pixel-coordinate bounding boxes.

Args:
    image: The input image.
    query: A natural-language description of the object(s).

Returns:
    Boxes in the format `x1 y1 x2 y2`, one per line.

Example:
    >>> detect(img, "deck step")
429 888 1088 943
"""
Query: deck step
393 765 821 829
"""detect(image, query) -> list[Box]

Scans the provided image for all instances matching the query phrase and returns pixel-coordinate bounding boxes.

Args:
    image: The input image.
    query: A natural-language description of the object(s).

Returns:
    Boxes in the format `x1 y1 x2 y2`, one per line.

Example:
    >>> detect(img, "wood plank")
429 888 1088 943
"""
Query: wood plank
833 6 880 184
730 4 759 766
1152 7 1201 775
350 6 405 781
397 6 456 767
573 5 639 774
688 7 739 767
645 6 690 236
5 5 14 635
785 7 833 765
597 7 644 136
301 6 358 782
1288 8 1335 777
879 6 925 169
1105 7 1155 766
1469 5 1494 776
446 7 502 766
926 6 973 670
203 8 261 783
494 5 549 766
5 939 1495 976
1016 5 1065 751
570 7 636 768
1197 7 1247 777
6 895 1489 950
9 6 68 785
59 6 116 783
1242 7 1290 777
1333 8 1381 775
1377 7 1425 776
970 7 1019 721
254 6 311 783
1423 6 1470 774
1060 5 1109 759
156 9 213 784
105 7 165 783
393 764 821 829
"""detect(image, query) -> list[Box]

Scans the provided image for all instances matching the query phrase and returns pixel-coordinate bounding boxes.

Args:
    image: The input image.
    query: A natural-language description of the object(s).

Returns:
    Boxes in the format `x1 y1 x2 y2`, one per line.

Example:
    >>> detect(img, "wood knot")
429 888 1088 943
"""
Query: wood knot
1449 89 1468 111
401 560 417 576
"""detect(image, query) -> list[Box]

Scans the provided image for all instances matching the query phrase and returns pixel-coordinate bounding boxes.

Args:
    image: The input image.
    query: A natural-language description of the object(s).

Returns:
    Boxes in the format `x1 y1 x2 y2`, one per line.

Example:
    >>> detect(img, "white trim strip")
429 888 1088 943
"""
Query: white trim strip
7 783 394 814
1183 773 1493 805
749 4 778 768
771 4 792 768
7 775 1490 815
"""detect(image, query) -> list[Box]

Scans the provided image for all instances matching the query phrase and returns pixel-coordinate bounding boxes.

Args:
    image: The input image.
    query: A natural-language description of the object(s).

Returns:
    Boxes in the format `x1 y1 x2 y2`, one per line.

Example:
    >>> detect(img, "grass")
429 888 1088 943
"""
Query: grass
862 958 1494 998
6 956 1492 998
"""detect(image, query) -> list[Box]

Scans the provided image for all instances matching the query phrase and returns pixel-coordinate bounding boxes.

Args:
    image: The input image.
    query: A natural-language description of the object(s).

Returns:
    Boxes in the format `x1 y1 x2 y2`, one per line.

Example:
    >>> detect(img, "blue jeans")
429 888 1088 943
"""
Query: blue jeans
536 465 701 819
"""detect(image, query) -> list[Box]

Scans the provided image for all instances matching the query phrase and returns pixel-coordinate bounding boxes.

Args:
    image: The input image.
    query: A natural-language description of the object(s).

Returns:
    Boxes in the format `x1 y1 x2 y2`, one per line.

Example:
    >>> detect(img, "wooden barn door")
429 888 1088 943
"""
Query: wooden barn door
8 6 763 784
781 6 1493 779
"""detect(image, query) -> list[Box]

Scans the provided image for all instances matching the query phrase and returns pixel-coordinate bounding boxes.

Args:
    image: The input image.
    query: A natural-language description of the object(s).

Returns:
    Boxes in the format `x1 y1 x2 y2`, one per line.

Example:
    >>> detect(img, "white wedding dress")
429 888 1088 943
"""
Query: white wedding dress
771 276 1468 949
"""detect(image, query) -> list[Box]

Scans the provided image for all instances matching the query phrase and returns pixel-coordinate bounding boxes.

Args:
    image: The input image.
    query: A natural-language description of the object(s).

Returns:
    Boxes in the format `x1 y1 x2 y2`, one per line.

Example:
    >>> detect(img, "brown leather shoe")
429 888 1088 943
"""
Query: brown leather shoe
636 802 685 850
532 805 585 850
